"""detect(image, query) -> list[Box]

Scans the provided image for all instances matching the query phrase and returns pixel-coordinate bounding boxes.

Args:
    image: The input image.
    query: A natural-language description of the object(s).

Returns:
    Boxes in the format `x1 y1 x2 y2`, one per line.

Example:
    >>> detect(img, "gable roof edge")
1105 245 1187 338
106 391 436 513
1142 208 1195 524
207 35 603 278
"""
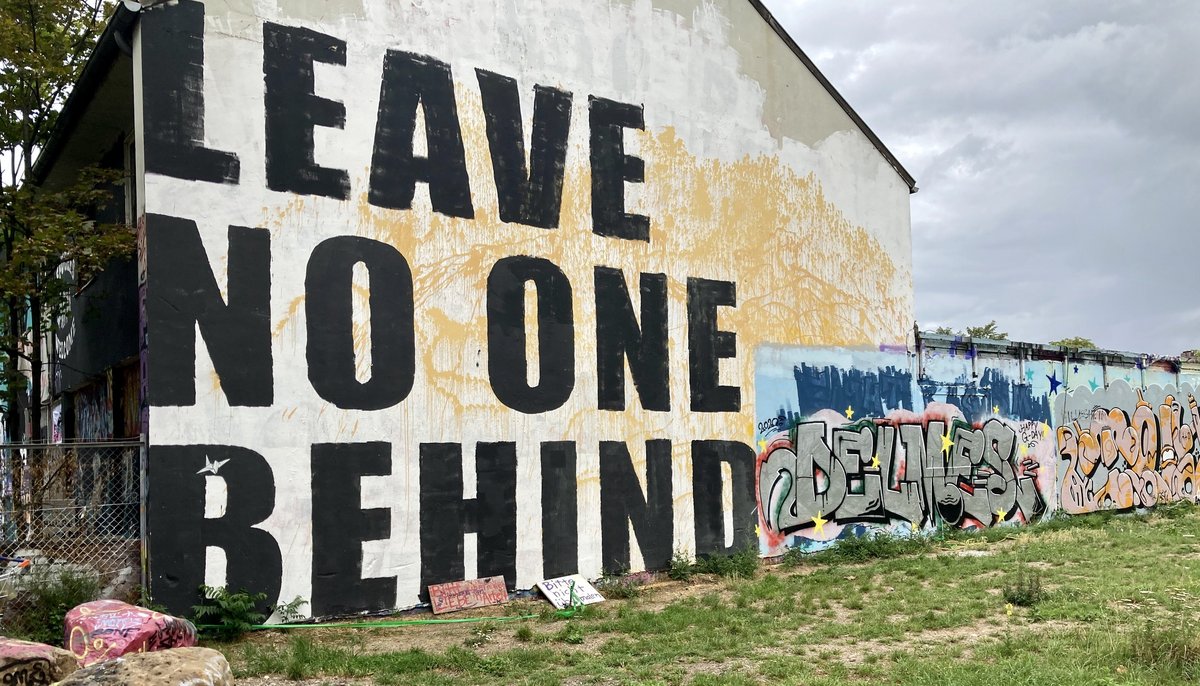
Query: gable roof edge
743 0 918 193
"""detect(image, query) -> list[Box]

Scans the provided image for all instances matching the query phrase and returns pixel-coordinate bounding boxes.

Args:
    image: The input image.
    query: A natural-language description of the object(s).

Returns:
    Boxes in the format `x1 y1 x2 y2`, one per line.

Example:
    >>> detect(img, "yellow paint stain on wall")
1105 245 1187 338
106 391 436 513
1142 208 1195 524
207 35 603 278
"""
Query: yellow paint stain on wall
260 87 907 449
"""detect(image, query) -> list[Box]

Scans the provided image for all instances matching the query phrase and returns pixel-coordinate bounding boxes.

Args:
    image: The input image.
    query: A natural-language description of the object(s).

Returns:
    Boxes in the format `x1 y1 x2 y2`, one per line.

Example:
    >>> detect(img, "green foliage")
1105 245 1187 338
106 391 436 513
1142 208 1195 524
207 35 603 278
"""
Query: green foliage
131 585 169 614
596 574 643 600
555 621 585 644
192 585 267 641
966 320 1007 340
270 595 308 624
0 568 100 644
786 532 932 566
0 0 135 440
932 321 1007 340
463 622 497 648
1050 336 1097 349
1131 616 1200 677
668 548 694 582
693 545 759 579
1002 568 1046 607
514 624 534 642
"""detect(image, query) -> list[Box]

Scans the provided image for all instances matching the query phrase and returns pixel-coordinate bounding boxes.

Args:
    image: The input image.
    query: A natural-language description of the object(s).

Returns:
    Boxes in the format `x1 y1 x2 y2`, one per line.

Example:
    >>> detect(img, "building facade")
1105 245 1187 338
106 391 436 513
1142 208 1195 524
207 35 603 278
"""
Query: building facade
41 0 917 616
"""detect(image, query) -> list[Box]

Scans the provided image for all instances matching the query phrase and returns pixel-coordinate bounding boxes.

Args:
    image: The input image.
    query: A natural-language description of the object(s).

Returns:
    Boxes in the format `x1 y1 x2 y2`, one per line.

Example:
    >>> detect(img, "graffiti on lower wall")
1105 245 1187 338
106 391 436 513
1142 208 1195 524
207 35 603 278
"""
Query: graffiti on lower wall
757 344 1200 555
757 409 1050 545
1056 381 1199 513
756 346 1059 554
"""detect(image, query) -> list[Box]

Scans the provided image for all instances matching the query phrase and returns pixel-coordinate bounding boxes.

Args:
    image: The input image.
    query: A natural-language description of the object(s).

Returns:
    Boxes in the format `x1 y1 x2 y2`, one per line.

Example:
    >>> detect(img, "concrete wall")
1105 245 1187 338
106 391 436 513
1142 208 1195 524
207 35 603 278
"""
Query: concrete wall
755 338 1200 556
134 0 914 616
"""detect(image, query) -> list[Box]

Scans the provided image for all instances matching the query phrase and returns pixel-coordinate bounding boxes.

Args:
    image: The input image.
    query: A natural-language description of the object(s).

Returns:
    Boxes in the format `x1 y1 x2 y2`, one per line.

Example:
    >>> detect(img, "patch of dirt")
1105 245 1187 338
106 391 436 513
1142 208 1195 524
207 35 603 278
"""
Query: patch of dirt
755 618 1081 666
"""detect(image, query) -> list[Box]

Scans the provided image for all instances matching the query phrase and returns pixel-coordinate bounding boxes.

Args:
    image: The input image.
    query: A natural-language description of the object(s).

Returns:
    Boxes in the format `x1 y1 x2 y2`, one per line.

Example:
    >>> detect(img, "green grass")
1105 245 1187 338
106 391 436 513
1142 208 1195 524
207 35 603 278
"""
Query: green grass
228 503 1200 685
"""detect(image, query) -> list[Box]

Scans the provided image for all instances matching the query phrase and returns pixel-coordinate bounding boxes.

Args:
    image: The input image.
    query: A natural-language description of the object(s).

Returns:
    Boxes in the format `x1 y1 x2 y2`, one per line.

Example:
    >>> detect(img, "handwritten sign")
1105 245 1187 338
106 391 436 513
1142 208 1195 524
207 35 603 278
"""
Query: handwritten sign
536 574 605 610
428 576 509 615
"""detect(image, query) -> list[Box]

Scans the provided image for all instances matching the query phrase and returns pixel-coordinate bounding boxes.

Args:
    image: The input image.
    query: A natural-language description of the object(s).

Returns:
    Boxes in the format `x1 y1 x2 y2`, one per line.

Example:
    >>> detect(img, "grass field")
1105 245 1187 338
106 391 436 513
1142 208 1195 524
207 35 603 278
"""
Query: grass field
227 503 1200 685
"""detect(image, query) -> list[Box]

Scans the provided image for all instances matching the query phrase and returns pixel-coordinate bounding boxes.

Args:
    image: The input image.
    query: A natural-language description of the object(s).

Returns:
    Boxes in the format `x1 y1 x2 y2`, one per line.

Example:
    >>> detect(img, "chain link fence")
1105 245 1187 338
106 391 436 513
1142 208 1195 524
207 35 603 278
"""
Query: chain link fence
0 441 143 602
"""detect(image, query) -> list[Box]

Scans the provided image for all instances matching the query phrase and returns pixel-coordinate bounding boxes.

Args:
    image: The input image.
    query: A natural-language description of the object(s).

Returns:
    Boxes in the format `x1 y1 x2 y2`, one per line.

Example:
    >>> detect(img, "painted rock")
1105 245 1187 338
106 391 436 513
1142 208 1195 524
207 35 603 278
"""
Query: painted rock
64 600 197 667
56 647 232 685
0 636 78 685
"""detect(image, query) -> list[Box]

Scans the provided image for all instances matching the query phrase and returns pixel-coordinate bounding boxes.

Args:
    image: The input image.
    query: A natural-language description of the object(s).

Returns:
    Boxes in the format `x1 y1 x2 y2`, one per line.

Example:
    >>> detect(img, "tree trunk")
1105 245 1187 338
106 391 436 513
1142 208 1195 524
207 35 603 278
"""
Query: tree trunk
4 298 21 443
29 292 41 442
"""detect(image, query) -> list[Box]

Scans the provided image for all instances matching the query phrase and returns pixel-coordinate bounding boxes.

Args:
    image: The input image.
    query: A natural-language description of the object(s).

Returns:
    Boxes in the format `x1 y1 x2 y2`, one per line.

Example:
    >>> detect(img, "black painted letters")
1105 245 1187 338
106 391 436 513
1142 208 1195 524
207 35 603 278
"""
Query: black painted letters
263 23 350 199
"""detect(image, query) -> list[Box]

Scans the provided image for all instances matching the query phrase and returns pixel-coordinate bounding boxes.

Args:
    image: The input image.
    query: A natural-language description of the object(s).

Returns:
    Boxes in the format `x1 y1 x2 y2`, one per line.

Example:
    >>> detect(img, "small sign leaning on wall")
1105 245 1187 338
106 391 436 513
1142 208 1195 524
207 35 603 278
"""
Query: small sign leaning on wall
536 575 605 610
428 575 510 615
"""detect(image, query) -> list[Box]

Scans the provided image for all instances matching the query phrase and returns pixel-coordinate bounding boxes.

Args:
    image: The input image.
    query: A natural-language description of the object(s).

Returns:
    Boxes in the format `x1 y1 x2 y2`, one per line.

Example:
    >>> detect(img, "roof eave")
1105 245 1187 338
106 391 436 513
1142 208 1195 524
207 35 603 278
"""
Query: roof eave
28 4 139 186
744 0 918 194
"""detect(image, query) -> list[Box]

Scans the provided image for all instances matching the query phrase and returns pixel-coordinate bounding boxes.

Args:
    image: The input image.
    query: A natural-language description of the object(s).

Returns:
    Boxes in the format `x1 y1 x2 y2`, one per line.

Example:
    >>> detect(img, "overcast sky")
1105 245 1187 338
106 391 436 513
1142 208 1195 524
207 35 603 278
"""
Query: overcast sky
762 0 1200 355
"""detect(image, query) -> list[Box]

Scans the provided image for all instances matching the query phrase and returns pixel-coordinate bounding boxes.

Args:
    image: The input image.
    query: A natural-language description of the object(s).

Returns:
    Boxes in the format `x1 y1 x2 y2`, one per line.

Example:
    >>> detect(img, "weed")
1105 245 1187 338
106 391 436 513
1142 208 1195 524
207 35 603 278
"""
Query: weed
514 625 534 642
270 595 308 624
694 545 759 578
597 574 643 599
1154 498 1194 520
192 584 267 641
131 585 169 614
0 568 100 644
556 622 585 644
1002 569 1046 607
1130 616 1200 676
464 622 497 648
668 548 694 581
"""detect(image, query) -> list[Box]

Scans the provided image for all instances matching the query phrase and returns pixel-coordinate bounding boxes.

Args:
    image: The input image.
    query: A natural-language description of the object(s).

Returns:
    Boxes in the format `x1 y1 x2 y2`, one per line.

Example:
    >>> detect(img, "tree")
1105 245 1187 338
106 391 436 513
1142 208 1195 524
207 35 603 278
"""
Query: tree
1050 336 1096 349
964 321 1007 340
932 321 1008 340
0 0 133 442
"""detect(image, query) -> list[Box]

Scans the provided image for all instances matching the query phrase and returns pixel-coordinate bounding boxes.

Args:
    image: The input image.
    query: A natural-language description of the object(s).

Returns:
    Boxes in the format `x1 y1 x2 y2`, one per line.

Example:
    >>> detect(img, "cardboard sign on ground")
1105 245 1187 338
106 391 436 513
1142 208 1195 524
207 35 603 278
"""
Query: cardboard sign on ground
536 574 605 609
428 575 510 614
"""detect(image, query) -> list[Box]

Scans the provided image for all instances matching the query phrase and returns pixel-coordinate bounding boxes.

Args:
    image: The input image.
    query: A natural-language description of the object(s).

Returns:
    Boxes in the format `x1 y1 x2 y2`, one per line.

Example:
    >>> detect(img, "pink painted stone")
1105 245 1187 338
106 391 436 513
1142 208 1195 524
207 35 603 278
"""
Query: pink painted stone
0 636 79 684
64 600 197 667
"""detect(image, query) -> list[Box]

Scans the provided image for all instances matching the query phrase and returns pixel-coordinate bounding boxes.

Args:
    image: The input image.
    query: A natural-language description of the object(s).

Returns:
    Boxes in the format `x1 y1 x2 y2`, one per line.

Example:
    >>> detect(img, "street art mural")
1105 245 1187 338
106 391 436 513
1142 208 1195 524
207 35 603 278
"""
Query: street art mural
755 346 1056 555
1056 381 1199 514
755 344 1200 556
138 0 916 616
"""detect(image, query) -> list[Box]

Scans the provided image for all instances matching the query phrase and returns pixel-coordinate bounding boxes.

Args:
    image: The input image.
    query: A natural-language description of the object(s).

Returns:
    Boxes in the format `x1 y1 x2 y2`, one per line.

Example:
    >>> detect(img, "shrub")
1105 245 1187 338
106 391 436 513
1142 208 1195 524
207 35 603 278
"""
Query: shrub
270 595 308 624
668 549 694 582
191 585 267 641
514 625 534 642
694 545 759 579
1002 569 1046 607
0 568 100 645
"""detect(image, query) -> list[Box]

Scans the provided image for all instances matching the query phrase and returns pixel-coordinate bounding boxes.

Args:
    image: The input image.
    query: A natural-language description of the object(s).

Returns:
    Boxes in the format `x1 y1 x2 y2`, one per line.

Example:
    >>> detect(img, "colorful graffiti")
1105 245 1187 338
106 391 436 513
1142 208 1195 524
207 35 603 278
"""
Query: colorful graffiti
757 345 1200 555
1057 384 1199 513
756 406 1051 546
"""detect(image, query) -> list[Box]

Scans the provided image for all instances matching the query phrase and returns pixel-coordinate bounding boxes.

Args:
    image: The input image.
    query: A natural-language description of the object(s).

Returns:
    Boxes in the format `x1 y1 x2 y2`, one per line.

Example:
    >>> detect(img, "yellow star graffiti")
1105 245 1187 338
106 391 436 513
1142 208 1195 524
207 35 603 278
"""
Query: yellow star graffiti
941 431 954 455
1019 443 1029 457
870 454 881 470
754 523 761 537
812 511 828 536
845 406 855 420
1042 423 1050 437
757 438 767 452
996 509 1007 522
993 405 1000 415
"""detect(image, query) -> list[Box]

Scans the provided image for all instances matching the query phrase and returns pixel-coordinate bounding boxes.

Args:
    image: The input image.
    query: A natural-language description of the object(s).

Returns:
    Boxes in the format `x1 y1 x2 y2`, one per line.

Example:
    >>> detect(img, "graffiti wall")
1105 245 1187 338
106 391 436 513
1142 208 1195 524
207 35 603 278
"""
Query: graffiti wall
755 346 1057 555
137 0 916 615
756 343 1200 555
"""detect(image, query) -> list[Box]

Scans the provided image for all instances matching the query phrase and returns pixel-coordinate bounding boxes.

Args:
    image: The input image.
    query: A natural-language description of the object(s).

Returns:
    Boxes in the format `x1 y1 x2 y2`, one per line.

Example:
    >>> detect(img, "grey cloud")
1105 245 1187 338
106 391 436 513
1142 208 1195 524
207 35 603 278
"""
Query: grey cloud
762 0 1200 354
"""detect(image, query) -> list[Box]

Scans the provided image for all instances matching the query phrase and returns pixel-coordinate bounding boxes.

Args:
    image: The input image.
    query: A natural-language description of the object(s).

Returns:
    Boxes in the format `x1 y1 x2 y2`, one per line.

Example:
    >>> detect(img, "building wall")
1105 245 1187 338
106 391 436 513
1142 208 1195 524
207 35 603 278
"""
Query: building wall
135 0 914 616
755 341 1200 556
